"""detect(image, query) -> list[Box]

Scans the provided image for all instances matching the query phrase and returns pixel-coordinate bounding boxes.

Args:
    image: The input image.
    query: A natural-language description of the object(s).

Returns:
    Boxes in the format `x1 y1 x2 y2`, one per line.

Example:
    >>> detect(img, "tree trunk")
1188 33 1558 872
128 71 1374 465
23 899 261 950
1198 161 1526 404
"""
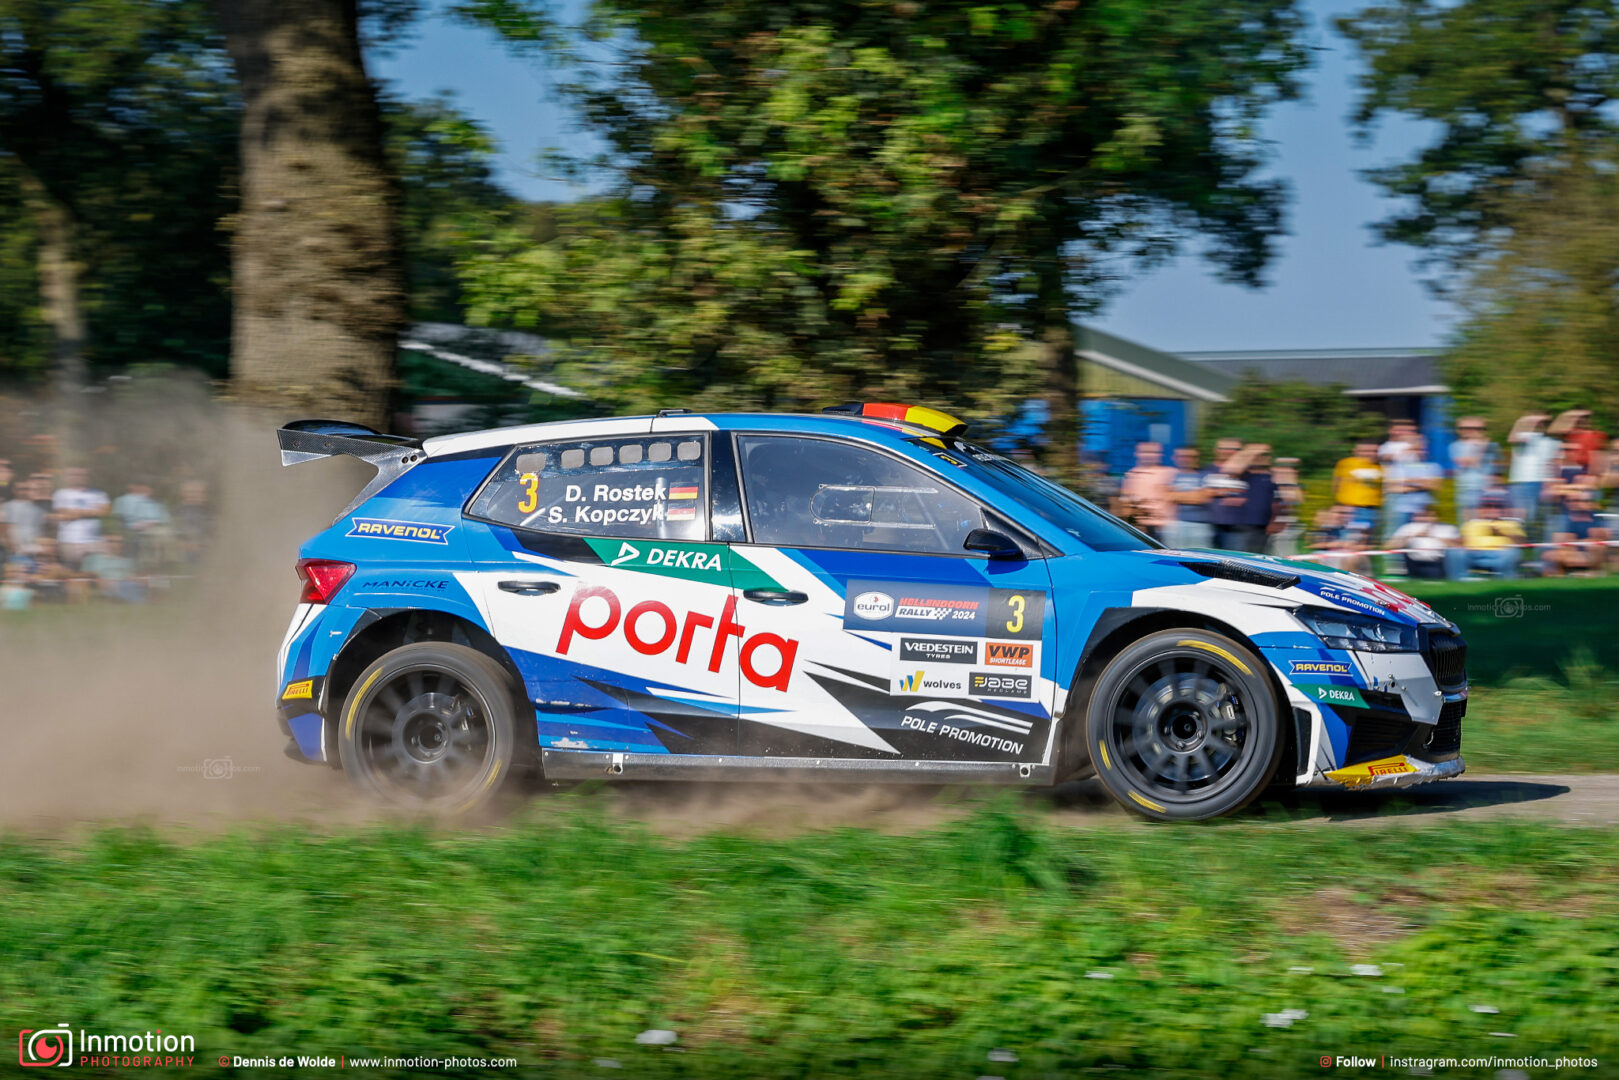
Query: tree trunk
1035 250 1082 491
215 0 404 429
18 166 88 466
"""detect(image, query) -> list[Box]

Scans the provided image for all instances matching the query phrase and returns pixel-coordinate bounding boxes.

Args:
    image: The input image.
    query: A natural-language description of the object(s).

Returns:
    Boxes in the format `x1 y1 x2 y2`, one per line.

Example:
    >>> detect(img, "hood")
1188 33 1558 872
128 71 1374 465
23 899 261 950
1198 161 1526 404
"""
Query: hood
1137 548 1448 627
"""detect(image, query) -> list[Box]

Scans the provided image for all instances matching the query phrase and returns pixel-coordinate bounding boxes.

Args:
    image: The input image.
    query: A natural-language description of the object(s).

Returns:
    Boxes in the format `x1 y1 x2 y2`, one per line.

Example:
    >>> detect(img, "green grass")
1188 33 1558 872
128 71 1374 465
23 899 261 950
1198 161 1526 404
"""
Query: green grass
1405 575 1619 686
3 808 1617 1078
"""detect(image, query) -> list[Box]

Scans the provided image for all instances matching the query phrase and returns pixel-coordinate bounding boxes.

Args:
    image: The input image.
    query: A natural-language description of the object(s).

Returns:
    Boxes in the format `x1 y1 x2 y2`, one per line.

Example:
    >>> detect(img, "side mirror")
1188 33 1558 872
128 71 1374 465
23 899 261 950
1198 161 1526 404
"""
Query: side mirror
963 528 1022 559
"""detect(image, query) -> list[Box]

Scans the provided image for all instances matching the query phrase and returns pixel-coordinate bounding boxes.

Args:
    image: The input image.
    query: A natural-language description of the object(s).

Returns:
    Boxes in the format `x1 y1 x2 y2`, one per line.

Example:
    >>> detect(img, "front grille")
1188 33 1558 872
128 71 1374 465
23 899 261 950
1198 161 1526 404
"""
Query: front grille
1345 713 1416 763
1413 701 1464 760
1425 630 1468 689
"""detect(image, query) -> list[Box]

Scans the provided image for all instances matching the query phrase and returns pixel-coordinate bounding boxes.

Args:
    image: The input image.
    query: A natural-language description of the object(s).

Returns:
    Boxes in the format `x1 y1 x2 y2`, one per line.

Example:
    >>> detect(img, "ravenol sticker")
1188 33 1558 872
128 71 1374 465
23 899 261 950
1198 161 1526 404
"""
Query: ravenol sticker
347 518 451 544
1289 659 1354 677
281 679 314 701
1297 683 1366 708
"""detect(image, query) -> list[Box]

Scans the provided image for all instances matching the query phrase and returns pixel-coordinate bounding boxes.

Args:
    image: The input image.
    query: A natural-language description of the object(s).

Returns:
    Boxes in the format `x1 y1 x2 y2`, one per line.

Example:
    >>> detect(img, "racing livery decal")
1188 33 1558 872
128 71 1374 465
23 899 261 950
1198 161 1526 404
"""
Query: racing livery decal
346 518 451 543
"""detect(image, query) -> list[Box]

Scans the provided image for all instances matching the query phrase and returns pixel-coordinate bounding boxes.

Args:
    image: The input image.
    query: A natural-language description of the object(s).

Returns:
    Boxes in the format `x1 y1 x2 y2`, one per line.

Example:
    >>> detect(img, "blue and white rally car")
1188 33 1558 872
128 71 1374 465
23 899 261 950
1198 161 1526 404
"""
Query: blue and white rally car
275 404 1466 820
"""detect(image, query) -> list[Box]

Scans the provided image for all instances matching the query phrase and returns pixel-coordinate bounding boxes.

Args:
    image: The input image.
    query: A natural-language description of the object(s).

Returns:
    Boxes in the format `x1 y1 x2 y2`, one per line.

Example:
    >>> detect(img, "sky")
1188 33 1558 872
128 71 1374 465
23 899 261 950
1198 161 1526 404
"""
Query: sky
373 0 1456 355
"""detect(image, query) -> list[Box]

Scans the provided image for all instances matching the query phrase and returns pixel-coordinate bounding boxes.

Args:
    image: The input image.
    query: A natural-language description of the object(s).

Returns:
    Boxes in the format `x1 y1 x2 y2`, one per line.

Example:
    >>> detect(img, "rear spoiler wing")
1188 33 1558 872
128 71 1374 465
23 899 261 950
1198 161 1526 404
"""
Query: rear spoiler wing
276 419 426 521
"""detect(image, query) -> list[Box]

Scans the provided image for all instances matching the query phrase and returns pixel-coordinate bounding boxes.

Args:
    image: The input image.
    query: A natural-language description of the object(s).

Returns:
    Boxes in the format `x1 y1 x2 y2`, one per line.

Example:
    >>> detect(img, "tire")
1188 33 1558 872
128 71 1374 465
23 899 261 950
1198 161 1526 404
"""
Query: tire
338 642 524 814
1085 628 1284 821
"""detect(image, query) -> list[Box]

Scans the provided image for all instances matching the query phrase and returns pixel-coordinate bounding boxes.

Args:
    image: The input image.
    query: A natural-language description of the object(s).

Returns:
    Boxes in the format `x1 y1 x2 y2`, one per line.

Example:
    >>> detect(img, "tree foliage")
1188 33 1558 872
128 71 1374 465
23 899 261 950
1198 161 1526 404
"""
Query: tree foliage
0 0 237 377
1341 0 1619 427
462 0 1308 454
1198 376 1383 476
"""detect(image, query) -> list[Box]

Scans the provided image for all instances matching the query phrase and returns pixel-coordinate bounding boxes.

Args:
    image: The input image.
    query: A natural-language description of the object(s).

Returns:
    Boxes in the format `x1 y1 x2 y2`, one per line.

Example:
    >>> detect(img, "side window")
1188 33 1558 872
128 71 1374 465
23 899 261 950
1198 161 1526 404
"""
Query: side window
737 435 984 554
469 435 708 540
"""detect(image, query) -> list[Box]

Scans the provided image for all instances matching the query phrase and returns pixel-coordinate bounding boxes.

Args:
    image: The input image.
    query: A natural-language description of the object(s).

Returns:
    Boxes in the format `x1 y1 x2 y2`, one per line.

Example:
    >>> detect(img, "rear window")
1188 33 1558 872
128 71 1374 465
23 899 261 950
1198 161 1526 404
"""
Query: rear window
468 435 708 541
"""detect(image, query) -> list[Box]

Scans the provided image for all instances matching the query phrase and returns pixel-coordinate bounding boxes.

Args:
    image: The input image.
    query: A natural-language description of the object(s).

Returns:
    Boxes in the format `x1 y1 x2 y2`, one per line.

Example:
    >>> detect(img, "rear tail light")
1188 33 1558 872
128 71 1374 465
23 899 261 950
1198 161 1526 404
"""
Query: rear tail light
296 558 355 604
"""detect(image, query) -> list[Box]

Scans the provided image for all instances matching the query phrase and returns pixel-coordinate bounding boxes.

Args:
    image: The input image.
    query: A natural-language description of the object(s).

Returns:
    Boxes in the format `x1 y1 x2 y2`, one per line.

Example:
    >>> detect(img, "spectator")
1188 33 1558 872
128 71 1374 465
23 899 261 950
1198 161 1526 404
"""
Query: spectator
1448 416 1497 527
82 533 143 602
1307 504 1371 575
1208 438 1251 550
1549 409 1608 470
1382 435 1443 537
52 466 109 570
1543 489 1612 577
1332 440 1383 533
27 536 74 603
1507 413 1561 532
1222 443 1278 554
1115 441 1178 541
1458 491 1525 579
1388 505 1462 580
1378 419 1418 467
1 475 46 558
1269 456 1306 555
1 558 30 612
1165 446 1215 549
112 478 172 569
175 478 212 565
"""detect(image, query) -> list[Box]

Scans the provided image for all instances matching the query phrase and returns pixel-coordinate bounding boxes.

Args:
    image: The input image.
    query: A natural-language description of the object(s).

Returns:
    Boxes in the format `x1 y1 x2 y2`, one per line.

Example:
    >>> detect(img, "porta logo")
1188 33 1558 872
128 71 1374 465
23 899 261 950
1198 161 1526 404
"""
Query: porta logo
557 586 799 692
851 591 895 621
1289 659 1354 677
346 518 450 544
19 1025 70 1068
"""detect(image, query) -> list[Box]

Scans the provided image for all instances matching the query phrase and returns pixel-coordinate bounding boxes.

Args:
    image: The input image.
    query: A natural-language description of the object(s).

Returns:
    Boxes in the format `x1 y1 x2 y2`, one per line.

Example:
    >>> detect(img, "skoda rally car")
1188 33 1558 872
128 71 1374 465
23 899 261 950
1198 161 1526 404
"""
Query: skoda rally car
275 404 1467 821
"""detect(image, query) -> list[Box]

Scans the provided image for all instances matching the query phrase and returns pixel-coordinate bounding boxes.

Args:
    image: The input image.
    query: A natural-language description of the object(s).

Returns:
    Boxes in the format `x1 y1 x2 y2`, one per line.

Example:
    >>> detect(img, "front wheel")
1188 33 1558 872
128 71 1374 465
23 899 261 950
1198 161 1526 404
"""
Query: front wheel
1086 628 1283 821
338 642 523 813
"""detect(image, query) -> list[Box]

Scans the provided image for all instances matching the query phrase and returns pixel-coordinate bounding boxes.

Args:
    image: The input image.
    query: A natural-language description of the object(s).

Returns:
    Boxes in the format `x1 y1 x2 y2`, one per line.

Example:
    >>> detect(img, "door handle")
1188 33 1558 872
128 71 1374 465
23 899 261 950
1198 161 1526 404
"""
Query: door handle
743 588 808 606
498 579 560 596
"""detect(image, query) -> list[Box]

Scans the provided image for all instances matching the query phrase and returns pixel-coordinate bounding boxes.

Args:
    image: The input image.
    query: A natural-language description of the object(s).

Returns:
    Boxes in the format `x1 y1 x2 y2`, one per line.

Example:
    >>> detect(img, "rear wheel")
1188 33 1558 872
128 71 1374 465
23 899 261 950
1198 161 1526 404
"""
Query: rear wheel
1086 628 1283 821
338 642 523 813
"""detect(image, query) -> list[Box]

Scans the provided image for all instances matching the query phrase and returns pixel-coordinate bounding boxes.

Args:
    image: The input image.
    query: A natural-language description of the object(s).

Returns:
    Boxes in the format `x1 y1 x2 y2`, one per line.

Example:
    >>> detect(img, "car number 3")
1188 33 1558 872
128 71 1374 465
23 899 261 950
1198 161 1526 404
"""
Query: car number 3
1005 594 1025 635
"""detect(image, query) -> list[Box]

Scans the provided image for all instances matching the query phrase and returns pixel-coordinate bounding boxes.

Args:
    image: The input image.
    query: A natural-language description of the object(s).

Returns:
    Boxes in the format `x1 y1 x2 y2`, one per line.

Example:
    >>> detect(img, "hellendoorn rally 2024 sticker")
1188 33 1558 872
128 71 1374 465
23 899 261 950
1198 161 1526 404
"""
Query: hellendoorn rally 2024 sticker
843 581 1044 640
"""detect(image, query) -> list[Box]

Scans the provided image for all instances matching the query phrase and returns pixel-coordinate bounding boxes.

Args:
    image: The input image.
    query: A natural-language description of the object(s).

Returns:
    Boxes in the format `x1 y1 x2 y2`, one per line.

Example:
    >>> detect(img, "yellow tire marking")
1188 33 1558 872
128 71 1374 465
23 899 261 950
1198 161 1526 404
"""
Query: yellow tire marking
1099 743 1111 770
453 759 503 814
1127 790 1166 813
1177 639 1252 676
345 669 384 738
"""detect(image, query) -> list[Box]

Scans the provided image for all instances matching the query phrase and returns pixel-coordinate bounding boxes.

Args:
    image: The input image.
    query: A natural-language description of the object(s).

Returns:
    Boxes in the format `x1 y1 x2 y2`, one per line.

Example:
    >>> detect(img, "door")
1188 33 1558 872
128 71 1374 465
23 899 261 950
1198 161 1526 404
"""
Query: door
463 432 740 756
729 433 1057 762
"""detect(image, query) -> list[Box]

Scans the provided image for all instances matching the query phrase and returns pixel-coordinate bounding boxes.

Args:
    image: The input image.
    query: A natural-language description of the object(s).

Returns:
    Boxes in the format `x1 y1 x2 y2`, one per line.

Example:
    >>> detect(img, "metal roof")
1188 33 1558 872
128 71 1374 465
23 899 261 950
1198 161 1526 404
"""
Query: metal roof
1075 326 1237 402
1177 348 1446 396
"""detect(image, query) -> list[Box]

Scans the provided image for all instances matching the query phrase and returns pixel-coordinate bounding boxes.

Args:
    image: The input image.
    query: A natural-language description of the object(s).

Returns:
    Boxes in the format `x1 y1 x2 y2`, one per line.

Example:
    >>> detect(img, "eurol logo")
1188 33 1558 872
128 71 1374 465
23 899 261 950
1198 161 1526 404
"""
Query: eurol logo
557 585 799 691
851 591 894 620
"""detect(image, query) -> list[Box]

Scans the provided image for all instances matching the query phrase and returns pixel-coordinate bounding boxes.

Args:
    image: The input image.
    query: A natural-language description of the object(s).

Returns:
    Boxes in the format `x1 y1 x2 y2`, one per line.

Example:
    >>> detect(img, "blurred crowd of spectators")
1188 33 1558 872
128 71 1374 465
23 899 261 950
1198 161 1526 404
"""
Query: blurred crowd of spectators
0 451 212 612
1109 409 1617 580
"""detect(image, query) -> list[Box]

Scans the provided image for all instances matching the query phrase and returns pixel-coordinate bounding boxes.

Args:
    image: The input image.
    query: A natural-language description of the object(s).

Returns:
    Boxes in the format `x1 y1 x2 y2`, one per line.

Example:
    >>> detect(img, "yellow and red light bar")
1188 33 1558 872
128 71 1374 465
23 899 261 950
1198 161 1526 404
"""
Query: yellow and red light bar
823 401 968 437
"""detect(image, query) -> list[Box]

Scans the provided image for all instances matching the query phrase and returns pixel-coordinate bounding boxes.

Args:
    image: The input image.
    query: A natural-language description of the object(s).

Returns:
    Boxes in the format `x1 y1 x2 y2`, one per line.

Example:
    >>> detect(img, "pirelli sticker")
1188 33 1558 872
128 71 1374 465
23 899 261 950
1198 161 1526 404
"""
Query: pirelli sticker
1325 755 1417 787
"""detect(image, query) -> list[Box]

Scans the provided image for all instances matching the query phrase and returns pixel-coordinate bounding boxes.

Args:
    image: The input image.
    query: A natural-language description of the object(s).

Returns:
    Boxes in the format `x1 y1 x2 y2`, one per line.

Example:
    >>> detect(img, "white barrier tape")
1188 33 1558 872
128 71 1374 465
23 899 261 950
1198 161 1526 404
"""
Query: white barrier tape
1295 538 1619 560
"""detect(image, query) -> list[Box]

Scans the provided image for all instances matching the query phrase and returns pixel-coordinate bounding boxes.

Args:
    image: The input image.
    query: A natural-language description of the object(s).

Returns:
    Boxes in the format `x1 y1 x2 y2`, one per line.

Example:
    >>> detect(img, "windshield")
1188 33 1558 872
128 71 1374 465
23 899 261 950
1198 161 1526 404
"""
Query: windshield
914 439 1160 552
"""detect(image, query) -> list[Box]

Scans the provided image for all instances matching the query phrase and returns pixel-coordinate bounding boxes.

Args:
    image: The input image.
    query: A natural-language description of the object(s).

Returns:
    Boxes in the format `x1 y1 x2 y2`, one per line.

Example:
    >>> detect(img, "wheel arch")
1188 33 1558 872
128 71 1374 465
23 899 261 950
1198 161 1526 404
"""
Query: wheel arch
1057 607 1292 783
321 608 527 766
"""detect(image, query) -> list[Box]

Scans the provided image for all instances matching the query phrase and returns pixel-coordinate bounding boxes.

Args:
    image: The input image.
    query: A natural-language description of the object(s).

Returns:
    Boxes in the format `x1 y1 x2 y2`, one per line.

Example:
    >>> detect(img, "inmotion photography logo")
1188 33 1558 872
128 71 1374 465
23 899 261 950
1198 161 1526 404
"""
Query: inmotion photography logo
18 1024 70 1068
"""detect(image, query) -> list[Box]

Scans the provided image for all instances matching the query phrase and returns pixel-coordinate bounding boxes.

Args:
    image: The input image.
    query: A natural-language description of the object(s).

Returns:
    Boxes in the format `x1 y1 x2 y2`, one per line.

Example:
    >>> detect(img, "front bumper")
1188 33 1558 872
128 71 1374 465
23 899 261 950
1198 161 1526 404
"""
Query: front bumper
1307 752 1465 790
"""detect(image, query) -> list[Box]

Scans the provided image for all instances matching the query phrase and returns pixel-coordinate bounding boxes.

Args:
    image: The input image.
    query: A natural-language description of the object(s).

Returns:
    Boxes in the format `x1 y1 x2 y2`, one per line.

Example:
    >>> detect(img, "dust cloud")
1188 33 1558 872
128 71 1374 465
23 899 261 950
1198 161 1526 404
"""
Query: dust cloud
0 392 1061 836
0 400 375 831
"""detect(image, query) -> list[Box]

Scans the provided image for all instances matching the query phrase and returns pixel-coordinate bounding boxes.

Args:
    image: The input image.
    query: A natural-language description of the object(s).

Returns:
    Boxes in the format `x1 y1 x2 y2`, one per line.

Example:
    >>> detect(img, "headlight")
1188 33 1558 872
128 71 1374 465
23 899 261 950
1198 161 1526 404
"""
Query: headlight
1295 607 1419 653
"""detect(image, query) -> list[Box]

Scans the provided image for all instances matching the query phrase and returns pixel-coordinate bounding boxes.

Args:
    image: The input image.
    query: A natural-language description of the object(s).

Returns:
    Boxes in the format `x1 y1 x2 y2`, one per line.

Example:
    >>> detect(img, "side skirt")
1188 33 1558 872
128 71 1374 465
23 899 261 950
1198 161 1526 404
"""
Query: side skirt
541 750 1055 785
